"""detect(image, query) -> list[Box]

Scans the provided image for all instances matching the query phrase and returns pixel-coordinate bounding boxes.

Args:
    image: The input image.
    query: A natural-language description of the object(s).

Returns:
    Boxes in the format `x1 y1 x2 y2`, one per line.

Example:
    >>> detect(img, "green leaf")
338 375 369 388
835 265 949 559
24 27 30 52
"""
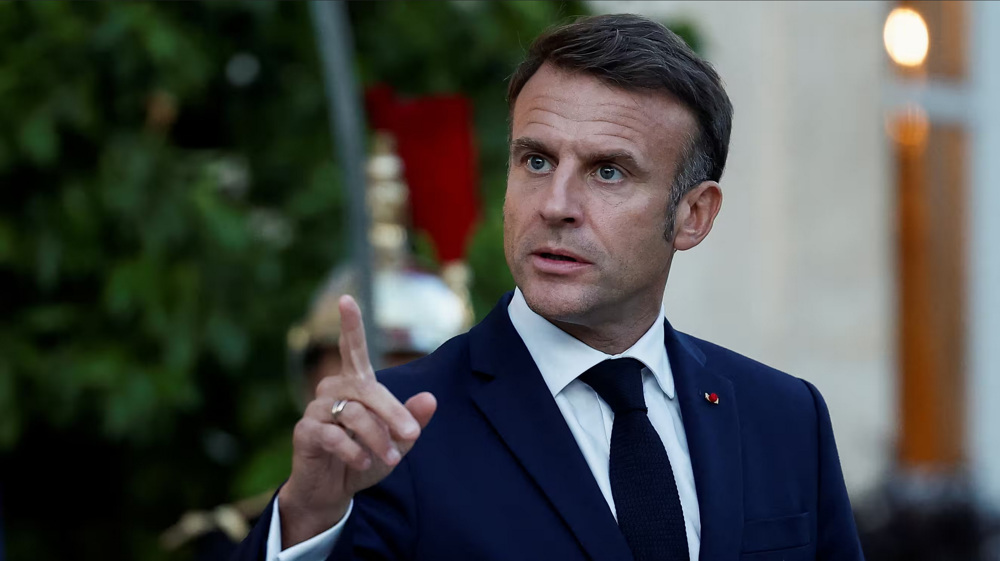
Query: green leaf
232 433 292 498
18 110 58 165
35 232 62 289
206 311 249 369
0 218 16 263
0 360 20 449
22 305 77 333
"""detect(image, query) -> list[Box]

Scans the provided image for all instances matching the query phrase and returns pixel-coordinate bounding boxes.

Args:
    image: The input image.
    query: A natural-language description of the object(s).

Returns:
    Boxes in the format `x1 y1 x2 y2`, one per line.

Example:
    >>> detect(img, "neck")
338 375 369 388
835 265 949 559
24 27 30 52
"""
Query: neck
549 304 662 355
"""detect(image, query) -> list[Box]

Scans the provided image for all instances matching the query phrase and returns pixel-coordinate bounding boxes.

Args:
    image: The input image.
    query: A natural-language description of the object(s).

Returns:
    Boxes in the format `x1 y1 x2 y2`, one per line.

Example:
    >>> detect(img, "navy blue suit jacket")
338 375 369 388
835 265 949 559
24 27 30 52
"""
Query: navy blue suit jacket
236 293 864 560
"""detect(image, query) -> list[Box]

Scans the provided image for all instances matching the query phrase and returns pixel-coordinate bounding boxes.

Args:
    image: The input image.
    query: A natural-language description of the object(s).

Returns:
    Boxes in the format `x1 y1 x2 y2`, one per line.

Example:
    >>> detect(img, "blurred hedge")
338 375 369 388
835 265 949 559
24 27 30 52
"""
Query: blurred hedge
0 2 589 559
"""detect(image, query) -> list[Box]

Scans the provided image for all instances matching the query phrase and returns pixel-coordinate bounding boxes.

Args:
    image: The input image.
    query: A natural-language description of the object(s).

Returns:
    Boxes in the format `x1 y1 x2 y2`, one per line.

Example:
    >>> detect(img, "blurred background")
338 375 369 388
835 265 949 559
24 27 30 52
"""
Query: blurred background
0 1 998 559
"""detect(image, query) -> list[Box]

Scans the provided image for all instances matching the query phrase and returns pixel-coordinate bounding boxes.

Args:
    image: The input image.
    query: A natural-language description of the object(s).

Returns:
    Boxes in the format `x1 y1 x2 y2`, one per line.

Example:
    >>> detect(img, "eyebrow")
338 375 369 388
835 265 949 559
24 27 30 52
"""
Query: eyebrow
510 136 647 177
509 137 550 157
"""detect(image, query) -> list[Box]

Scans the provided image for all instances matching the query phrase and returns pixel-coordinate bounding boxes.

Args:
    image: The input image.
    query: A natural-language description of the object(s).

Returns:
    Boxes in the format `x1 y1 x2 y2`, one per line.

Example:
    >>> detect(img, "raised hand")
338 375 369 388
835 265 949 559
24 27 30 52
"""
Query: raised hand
277 295 437 548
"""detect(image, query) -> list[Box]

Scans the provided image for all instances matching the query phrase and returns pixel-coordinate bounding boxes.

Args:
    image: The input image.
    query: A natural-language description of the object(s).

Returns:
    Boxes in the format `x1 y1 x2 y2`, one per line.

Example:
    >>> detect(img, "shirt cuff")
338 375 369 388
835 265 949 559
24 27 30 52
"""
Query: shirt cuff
265 496 353 561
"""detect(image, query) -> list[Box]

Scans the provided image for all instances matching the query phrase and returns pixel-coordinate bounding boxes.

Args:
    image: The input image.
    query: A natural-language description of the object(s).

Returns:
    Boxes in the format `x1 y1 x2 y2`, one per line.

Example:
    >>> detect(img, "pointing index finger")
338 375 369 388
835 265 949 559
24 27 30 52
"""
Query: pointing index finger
338 295 375 380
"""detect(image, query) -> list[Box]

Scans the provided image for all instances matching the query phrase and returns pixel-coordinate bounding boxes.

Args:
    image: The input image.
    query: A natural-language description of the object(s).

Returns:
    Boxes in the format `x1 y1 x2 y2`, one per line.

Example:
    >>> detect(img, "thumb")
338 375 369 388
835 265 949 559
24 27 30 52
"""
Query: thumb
397 392 436 456
405 392 437 429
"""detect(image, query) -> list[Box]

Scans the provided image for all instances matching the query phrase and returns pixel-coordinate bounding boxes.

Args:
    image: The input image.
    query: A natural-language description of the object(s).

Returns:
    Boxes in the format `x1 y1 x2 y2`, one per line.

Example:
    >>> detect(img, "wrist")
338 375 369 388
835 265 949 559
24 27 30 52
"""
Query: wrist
277 484 351 548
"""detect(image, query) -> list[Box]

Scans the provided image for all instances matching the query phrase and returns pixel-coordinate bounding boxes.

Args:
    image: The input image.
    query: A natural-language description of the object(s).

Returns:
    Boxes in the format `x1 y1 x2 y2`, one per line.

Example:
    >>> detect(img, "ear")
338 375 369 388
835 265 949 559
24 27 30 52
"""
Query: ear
672 180 722 251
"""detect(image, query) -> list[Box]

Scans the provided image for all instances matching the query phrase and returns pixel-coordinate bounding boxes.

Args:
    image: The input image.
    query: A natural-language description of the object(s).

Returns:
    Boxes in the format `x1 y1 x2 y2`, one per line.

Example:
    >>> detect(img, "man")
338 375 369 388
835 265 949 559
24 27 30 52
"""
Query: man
236 14 864 561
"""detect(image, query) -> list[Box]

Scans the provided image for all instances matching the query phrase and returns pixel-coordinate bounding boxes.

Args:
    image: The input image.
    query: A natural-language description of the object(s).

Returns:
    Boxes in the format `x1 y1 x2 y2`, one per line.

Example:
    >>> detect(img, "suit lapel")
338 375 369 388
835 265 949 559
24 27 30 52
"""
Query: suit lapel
665 321 743 560
468 294 633 561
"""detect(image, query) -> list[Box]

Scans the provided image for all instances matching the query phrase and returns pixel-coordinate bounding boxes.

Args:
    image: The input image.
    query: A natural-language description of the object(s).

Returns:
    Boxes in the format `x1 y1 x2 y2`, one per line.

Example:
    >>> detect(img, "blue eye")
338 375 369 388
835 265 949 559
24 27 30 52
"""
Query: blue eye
597 166 623 181
527 155 552 172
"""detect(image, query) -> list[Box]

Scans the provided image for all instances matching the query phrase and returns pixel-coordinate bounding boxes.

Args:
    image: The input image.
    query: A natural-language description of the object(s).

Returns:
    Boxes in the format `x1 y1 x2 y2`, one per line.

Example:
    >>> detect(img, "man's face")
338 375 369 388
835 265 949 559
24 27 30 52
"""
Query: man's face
503 63 698 328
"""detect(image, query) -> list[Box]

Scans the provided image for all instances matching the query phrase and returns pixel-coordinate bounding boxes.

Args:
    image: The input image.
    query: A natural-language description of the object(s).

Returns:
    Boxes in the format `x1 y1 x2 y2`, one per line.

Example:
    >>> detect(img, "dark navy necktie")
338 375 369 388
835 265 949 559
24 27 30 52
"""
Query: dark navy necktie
580 357 689 561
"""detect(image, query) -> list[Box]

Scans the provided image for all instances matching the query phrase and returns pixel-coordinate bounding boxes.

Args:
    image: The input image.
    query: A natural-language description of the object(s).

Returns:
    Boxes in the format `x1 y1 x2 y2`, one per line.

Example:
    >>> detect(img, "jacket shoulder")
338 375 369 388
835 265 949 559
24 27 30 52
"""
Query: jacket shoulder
679 331 818 408
374 332 471 399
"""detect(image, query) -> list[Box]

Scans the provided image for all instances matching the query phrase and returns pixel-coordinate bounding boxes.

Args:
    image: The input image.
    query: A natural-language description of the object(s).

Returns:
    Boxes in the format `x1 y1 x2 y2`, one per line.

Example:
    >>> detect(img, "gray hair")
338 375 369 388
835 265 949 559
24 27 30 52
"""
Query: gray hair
665 139 712 240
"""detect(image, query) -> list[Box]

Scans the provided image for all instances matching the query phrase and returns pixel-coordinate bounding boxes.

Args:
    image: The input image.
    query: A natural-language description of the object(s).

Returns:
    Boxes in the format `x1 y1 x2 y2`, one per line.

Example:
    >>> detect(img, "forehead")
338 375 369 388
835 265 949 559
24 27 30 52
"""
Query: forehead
511 63 696 162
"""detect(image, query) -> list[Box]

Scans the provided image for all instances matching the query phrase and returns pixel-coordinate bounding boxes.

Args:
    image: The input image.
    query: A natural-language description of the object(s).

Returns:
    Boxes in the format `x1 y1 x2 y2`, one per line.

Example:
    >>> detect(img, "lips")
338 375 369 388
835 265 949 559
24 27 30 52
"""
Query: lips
539 252 578 262
529 247 593 275
532 247 591 264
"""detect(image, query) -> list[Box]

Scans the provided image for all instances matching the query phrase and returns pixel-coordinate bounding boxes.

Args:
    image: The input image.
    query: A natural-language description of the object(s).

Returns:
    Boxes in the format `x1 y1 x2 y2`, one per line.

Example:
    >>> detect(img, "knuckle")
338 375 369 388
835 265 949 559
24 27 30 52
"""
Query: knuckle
398 425 420 444
293 419 316 446
315 376 339 396
304 398 327 419
322 426 346 449
333 442 361 464
349 446 369 465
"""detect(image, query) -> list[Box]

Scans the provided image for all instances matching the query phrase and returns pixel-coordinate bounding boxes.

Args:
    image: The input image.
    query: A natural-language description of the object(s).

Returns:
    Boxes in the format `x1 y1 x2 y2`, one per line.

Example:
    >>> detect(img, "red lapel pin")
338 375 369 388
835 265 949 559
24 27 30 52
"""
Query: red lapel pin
704 392 720 405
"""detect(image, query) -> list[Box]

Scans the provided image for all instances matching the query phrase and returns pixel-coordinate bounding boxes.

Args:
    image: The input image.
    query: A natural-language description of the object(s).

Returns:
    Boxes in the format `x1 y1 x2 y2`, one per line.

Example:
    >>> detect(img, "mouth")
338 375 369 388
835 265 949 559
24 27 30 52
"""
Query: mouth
530 248 592 272
538 252 580 263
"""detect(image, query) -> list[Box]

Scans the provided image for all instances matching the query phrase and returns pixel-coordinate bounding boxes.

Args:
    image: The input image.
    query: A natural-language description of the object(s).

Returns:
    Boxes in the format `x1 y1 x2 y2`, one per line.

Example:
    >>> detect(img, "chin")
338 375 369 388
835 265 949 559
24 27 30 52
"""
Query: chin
519 283 593 324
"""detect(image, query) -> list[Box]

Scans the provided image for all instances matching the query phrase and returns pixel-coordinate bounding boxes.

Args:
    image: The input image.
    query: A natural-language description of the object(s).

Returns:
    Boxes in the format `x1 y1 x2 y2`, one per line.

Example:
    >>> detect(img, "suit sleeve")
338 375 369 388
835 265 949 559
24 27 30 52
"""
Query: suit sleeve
231 458 419 561
231 490 278 561
327 454 419 560
803 380 866 561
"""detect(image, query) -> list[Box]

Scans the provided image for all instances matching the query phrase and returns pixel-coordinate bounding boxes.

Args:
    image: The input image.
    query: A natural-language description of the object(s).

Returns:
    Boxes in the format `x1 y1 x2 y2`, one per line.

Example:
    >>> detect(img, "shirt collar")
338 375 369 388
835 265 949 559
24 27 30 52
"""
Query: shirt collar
507 288 675 400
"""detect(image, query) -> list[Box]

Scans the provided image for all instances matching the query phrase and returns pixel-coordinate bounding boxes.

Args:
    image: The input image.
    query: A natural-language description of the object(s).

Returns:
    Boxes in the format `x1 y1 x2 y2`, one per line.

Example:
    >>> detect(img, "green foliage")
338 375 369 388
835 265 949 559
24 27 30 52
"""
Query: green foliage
1 2 343 559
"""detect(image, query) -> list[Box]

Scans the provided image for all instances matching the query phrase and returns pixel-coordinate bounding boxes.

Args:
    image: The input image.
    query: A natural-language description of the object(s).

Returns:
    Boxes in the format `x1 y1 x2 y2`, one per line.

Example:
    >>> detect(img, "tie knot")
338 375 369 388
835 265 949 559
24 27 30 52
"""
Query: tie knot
579 357 648 415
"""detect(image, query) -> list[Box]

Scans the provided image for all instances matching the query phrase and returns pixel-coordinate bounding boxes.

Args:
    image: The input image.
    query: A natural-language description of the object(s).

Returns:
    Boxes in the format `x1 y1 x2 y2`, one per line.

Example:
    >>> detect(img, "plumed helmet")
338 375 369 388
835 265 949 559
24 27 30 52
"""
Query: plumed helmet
288 264 470 357
287 132 473 379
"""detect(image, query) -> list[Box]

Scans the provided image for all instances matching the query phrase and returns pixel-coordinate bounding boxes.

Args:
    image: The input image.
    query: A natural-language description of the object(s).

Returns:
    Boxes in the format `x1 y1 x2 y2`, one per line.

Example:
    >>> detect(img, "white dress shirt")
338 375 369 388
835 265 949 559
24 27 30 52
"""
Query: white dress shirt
266 287 701 560
508 288 701 560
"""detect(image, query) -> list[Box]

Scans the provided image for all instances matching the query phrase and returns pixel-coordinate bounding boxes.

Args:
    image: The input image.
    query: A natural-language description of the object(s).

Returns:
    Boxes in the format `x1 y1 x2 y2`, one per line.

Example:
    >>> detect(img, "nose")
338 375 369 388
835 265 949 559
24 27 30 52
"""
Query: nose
538 165 583 226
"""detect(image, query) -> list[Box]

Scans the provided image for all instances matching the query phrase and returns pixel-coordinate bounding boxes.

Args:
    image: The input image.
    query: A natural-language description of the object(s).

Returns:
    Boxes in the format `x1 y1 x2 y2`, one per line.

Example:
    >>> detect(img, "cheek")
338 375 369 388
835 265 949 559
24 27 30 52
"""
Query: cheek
603 208 671 263
502 198 520 260
502 187 529 233
501 198 514 235
606 201 661 238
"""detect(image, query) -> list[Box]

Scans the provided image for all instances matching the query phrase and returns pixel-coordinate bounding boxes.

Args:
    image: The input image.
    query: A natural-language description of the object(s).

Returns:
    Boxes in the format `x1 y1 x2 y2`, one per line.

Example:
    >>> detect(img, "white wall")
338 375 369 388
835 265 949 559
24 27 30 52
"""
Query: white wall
590 1 895 498
968 0 1000 509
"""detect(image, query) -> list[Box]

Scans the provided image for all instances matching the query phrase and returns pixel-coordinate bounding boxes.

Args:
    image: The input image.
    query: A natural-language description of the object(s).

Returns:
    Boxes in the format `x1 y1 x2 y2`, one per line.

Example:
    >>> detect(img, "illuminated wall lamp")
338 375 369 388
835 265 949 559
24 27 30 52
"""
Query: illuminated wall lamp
884 7 930 67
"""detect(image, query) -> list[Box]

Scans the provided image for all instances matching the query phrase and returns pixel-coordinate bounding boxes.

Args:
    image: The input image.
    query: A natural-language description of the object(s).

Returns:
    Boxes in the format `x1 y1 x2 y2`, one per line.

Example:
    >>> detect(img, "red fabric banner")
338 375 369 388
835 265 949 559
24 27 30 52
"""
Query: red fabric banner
366 85 480 263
